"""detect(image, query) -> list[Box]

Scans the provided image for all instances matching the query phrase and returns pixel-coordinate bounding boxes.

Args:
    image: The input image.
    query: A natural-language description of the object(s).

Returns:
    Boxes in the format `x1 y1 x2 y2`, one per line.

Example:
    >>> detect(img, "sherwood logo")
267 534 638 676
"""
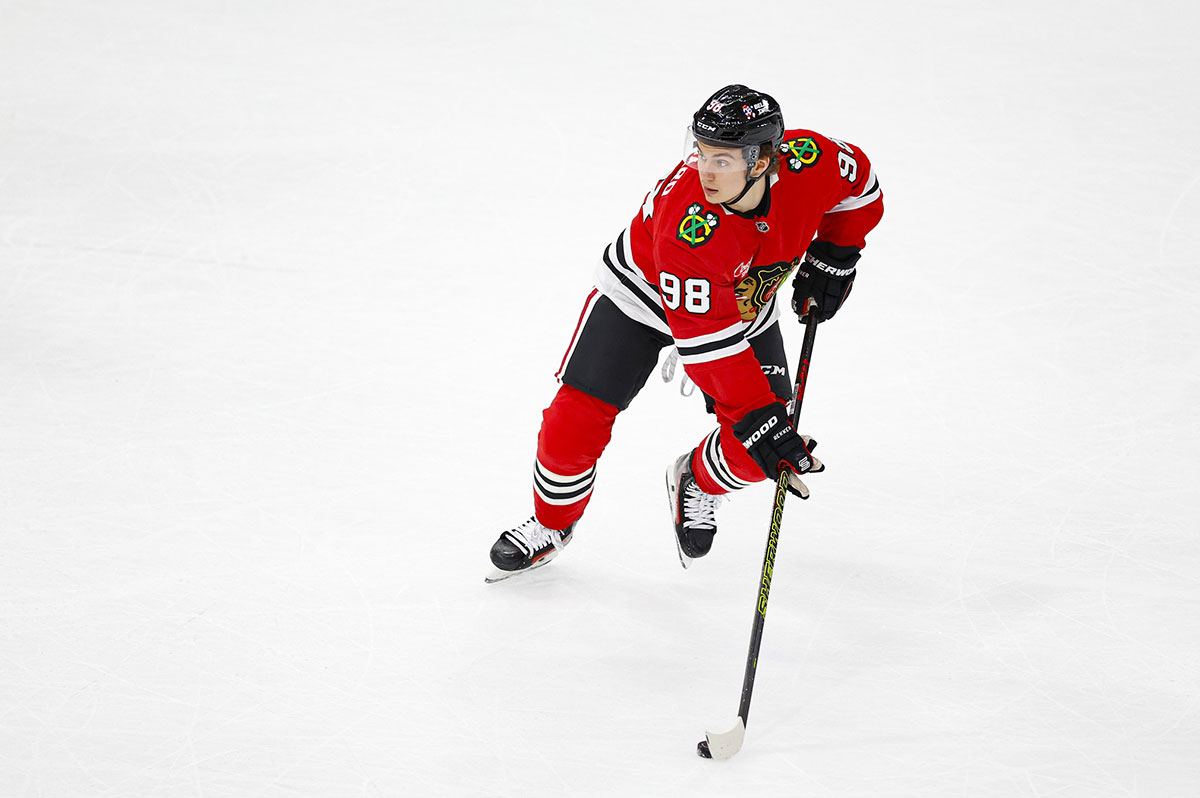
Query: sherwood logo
741 416 778 449
806 253 855 277
758 482 786 615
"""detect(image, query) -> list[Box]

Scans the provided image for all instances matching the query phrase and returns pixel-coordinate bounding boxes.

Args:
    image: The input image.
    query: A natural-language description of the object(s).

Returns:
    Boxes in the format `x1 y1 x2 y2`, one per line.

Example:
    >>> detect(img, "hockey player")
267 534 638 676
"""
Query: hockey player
487 84 883 582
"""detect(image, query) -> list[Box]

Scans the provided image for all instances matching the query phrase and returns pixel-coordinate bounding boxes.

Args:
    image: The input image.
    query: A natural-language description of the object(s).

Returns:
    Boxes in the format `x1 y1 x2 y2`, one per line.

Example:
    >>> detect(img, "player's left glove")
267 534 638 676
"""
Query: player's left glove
792 240 861 323
732 402 825 499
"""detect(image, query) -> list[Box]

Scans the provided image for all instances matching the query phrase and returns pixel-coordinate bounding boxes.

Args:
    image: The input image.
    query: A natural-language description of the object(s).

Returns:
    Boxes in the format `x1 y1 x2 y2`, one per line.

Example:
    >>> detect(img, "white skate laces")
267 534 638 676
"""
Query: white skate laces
682 483 724 530
507 517 566 554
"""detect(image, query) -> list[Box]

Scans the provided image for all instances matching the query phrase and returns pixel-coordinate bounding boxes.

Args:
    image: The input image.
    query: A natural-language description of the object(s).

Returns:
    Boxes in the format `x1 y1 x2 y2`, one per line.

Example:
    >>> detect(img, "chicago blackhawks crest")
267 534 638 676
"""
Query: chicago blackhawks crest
677 203 720 248
779 137 821 172
734 258 800 321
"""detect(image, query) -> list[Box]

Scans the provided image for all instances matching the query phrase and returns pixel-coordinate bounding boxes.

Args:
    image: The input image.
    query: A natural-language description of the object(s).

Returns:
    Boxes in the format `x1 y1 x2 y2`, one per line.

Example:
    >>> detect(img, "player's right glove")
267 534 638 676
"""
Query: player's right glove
792 240 861 323
732 402 824 499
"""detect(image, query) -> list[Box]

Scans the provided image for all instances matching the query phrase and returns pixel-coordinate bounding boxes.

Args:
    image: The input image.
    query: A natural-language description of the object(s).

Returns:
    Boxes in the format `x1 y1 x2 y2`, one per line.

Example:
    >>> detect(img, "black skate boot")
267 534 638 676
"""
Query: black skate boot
665 452 725 569
485 516 576 583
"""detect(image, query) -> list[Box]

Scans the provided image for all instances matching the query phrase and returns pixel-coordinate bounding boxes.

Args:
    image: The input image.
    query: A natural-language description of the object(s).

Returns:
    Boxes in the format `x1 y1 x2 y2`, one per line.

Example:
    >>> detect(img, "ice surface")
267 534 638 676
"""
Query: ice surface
2 1 1199 795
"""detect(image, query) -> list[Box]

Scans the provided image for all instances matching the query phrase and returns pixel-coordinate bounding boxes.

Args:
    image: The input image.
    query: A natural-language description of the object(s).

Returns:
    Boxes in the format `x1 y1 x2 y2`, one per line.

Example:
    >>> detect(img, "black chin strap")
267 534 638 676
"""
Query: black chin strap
725 167 764 207
724 141 769 206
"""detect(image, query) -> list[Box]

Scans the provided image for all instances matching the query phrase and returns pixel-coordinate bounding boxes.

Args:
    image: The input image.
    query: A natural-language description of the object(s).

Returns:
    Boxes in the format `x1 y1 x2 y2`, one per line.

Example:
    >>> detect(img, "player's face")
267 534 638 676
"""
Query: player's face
694 142 752 204
694 142 745 202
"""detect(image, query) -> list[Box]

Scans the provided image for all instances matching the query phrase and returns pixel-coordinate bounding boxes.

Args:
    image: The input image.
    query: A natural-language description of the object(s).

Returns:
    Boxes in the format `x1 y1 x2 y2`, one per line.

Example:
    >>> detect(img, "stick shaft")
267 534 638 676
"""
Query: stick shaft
735 311 819 727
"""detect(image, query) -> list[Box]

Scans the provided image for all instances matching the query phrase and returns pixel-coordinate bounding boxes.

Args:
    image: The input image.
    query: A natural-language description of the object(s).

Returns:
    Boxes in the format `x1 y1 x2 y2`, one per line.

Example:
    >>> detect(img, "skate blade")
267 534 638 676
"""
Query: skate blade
483 548 560 584
665 466 693 570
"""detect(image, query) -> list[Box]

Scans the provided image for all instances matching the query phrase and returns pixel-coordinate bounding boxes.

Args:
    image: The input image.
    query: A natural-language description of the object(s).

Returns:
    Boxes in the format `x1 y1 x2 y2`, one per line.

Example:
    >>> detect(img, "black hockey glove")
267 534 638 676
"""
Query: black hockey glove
792 240 861 323
732 402 825 499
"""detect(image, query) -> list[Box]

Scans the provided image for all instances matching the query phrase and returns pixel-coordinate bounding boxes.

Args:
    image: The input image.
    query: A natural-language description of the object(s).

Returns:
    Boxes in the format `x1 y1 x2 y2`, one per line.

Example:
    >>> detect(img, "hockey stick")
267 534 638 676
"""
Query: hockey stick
697 303 820 760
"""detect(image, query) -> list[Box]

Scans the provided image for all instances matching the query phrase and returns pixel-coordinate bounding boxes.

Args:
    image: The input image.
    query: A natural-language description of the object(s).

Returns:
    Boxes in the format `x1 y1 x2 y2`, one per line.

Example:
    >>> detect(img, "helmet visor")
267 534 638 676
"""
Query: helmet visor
682 126 756 174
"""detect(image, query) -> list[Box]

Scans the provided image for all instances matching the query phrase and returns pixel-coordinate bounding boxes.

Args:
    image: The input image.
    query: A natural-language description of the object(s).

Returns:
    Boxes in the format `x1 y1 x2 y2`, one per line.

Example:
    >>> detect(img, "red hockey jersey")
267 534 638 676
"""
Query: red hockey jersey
592 129 884 426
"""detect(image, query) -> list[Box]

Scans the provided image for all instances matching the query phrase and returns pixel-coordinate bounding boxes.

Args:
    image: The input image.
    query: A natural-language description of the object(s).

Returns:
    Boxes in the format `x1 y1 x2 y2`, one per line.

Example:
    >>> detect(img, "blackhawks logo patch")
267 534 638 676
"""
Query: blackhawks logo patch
677 203 720 248
735 258 800 321
779 137 821 172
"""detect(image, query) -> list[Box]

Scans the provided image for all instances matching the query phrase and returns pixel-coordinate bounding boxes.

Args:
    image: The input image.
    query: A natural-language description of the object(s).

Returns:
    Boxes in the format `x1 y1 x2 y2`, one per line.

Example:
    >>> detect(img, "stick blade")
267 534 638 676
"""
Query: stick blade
703 717 746 760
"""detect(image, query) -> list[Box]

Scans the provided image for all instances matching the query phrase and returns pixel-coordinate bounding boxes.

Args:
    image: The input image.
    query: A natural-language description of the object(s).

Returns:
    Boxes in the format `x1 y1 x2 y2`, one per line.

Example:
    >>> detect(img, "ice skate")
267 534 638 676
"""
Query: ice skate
665 453 725 569
485 516 575 583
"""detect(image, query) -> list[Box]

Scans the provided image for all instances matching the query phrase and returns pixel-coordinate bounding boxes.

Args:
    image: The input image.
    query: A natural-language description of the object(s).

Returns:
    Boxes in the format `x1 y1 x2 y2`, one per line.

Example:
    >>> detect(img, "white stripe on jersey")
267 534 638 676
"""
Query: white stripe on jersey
534 484 595 506
594 263 672 336
535 461 595 482
533 461 596 506
701 429 753 492
617 231 641 277
827 166 882 213
593 228 672 336
674 319 750 365
678 338 750 366
744 294 782 338
594 226 783 347
673 320 747 349
605 230 662 313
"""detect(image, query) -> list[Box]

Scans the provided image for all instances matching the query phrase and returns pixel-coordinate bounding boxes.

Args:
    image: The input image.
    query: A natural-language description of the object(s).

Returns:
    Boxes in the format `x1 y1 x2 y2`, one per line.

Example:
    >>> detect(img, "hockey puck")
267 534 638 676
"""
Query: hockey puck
697 740 712 759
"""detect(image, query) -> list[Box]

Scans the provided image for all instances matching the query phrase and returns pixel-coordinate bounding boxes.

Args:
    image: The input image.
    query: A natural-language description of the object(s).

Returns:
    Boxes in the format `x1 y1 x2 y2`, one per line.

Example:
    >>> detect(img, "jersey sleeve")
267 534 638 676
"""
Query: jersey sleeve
815 138 884 249
653 234 779 426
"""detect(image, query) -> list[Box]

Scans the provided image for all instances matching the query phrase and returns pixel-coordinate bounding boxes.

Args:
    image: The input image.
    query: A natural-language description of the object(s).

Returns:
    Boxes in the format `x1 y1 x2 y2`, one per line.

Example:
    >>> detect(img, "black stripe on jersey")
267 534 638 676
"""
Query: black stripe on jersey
533 463 595 503
676 328 747 359
534 466 593 487
534 478 593 503
613 229 638 272
745 297 777 338
703 430 750 492
614 229 660 299
603 245 668 325
534 466 594 491
831 173 882 213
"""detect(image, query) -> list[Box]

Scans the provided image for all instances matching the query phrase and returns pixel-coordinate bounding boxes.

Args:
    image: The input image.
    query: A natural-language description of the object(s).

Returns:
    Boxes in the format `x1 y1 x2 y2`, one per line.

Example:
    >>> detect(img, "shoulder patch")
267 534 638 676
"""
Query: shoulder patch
779 136 821 172
677 203 720 248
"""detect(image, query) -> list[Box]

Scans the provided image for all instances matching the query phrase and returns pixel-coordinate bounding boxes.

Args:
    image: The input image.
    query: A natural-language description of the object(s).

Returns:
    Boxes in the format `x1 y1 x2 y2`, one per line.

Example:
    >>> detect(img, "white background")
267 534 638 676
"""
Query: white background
3 1 1198 795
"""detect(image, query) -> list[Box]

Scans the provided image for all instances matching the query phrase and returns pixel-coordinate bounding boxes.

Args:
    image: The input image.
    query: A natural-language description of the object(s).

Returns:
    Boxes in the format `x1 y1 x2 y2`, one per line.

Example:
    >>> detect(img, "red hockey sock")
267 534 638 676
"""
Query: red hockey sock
533 385 620 530
689 426 763 495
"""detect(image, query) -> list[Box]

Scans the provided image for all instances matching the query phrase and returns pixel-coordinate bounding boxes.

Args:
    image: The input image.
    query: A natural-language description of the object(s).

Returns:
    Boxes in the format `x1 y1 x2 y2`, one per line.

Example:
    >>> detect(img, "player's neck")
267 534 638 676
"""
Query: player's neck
724 177 767 214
